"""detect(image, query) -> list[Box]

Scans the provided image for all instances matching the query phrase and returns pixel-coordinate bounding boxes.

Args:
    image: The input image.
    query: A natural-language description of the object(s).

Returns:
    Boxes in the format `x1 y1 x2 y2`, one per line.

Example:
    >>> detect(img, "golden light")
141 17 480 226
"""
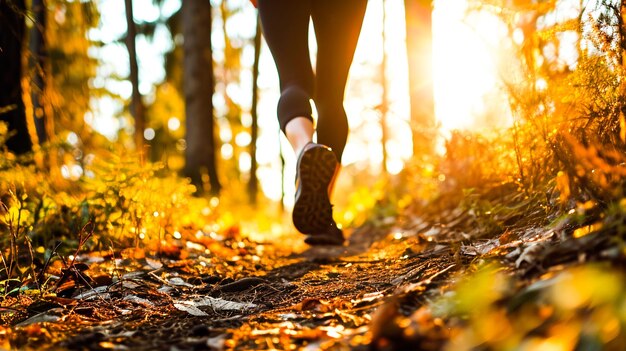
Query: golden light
432 0 511 132
167 116 181 131
343 0 511 174
86 0 520 210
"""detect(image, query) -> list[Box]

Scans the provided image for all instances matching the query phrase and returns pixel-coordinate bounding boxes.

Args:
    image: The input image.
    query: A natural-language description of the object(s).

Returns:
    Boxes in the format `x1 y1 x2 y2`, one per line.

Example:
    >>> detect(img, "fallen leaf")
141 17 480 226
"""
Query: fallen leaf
173 303 208 316
515 243 545 268
16 309 63 326
351 291 384 305
74 286 109 300
168 277 194 288
123 295 154 306
206 334 227 350
174 296 256 312
144 257 163 270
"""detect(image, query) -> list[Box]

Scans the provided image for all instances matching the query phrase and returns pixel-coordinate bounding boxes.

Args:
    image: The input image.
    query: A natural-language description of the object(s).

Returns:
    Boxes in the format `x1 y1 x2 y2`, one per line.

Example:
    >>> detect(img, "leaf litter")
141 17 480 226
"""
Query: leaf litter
3 190 626 350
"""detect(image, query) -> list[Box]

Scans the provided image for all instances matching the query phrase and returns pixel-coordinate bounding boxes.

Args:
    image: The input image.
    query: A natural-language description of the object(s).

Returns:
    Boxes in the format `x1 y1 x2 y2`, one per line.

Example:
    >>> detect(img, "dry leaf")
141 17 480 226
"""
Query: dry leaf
173 303 208 316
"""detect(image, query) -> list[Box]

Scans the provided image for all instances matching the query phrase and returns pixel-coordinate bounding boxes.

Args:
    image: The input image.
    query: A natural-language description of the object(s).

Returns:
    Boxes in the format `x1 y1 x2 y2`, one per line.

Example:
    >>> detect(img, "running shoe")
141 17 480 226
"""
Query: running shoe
292 142 338 235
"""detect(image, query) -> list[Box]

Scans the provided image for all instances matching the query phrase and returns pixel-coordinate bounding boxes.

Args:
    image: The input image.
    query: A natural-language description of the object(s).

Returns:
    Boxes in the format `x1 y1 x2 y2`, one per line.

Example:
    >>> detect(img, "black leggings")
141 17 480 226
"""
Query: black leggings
258 0 367 161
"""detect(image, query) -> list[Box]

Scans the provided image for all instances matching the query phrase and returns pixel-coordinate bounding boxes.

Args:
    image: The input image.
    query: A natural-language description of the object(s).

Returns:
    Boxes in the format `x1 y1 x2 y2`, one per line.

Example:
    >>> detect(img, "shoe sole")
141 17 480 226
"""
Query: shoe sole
304 234 344 245
293 145 337 234
304 224 345 246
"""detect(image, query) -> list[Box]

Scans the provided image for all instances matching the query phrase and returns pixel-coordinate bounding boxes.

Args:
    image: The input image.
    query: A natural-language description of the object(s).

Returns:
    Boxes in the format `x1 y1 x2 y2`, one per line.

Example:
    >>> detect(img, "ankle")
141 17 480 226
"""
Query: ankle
328 164 341 196
294 140 312 158
285 117 314 156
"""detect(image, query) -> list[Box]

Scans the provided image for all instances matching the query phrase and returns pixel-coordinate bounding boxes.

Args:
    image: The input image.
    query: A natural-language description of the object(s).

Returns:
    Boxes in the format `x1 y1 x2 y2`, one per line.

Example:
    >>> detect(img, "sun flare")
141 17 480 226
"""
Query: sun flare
344 0 512 173
432 0 511 132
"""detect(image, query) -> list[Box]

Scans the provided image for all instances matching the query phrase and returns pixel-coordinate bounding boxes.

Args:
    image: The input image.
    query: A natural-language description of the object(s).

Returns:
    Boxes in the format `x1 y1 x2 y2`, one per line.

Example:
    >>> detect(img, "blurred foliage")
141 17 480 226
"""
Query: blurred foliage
45 0 99 145
0 0 272 300
215 0 251 187
429 263 626 351
375 2 626 349
385 0 626 232
0 133 217 295
145 82 185 168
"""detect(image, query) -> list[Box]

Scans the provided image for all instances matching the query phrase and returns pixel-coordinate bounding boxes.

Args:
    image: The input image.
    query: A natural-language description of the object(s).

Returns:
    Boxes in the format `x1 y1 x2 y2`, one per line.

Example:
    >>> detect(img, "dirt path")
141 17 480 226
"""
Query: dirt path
2 220 466 351
5 196 615 351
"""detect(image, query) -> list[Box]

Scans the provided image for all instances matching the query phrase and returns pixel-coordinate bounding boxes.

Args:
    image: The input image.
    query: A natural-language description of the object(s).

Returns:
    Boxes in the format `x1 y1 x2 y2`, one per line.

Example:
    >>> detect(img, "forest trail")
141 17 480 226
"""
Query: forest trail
5 198 613 351
3 217 463 351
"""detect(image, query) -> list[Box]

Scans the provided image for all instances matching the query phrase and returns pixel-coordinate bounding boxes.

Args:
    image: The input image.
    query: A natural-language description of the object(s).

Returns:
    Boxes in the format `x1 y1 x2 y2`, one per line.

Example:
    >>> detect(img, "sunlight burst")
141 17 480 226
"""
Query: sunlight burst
432 0 511 132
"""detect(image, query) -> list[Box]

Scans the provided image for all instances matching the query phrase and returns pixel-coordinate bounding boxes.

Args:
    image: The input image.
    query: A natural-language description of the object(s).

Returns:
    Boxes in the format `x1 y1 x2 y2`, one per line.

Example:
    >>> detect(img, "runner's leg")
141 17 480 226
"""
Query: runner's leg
257 0 314 141
311 0 367 162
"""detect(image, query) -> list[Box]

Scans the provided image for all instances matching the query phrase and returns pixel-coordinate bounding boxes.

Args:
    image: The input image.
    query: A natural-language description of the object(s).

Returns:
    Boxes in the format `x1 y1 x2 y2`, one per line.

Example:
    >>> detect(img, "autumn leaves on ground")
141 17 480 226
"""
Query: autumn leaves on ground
4 135 626 351
2 139 626 351
5 0 626 350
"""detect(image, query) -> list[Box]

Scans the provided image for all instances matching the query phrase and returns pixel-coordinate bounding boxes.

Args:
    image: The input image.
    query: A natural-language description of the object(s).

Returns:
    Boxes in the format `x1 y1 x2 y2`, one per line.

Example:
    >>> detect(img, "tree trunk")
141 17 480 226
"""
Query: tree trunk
124 0 145 151
404 0 435 156
621 0 626 68
29 0 49 145
248 15 261 205
618 0 626 148
182 0 221 196
279 129 285 212
0 0 32 155
381 0 389 173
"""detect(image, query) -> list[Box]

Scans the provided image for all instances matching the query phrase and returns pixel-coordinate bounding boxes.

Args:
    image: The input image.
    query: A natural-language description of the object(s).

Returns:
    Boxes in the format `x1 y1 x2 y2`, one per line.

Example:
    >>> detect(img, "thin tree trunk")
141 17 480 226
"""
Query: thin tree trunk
0 0 32 155
29 0 57 172
404 0 435 156
124 0 145 151
621 0 626 68
29 0 48 144
182 0 221 195
279 129 285 213
618 0 626 148
248 15 261 205
381 0 389 173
